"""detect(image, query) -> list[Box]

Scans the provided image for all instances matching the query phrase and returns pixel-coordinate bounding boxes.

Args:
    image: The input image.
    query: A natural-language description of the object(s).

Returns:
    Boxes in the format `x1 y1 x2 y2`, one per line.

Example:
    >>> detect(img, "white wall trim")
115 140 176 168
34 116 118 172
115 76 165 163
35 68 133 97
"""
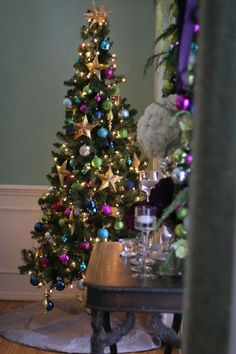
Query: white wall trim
0 184 48 196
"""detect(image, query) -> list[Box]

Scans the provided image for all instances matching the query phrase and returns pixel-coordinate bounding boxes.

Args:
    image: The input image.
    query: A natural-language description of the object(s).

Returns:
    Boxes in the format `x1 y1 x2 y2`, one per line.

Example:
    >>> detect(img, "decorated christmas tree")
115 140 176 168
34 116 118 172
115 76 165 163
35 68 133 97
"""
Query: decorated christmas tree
19 1 147 311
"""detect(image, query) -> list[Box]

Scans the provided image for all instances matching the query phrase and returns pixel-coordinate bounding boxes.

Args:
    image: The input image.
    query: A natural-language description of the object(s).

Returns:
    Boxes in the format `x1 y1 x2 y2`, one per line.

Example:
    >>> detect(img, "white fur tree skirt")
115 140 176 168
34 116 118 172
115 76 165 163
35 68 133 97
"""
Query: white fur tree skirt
0 299 160 353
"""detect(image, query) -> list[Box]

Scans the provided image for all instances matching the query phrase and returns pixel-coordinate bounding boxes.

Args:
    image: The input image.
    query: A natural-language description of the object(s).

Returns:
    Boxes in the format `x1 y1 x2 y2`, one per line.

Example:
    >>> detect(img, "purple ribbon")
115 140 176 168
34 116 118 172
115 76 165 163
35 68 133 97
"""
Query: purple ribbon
177 0 198 92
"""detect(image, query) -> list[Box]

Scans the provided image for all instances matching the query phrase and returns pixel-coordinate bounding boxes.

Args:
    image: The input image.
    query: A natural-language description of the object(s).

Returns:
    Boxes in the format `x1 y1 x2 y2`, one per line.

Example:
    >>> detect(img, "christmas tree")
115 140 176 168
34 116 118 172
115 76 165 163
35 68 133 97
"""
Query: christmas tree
19 1 146 312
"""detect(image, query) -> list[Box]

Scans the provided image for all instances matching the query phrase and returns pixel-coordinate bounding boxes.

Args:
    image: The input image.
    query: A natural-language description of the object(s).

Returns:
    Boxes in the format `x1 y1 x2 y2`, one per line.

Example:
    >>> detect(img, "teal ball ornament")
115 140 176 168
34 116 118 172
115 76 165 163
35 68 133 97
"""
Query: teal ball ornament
100 39 110 50
97 227 109 240
97 127 109 138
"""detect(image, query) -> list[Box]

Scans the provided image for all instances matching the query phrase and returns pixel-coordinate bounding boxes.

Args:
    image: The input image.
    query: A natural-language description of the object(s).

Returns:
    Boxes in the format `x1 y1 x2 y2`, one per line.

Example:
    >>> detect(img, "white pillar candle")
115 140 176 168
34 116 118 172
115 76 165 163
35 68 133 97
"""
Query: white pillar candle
137 215 153 223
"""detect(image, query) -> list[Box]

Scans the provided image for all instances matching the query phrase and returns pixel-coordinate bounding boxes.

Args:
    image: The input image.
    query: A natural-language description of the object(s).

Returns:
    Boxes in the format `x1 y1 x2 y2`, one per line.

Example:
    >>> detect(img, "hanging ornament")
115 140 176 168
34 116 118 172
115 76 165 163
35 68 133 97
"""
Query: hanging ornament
126 156 132 166
86 181 94 189
61 234 68 243
80 239 91 251
75 97 81 105
112 85 121 96
100 39 111 50
118 108 129 119
86 198 97 215
97 127 109 138
132 152 140 169
125 180 135 190
185 154 193 165
79 144 91 157
51 201 63 212
45 231 52 240
173 148 187 164
176 207 189 220
114 220 124 230
55 279 65 291
104 67 114 78
97 227 109 240
174 224 187 238
30 274 39 286
171 167 187 184
91 156 103 168
64 207 72 218
83 85 93 95
80 103 88 113
97 166 123 192
74 115 98 140
80 261 87 272
86 54 108 80
102 100 111 111
58 218 67 227
71 182 80 192
107 109 114 131
56 160 71 186
100 203 112 215
95 94 102 103
117 129 128 138
69 159 77 169
110 207 119 217
39 256 50 268
63 98 72 108
34 222 44 233
46 300 54 312
59 252 70 265
66 124 75 136
175 95 191 111
94 110 103 119
77 278 86 290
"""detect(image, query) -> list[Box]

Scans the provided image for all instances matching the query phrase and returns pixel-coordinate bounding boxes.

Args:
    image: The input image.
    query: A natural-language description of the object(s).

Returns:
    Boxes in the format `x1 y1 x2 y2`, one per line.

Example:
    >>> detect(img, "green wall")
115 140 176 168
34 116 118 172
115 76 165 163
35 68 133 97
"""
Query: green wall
0 0 155 185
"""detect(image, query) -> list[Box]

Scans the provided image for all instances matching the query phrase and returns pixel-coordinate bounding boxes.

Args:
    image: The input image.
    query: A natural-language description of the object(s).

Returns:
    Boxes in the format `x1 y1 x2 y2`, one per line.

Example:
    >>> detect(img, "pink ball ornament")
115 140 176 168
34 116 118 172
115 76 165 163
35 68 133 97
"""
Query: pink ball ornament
59 253 70 265
52 201 63 212
95 95 102 102
100 203 112 215
39 256 49 268
80 103 88 113
175 95 191 111
64 207 72 218
80 239 91 251
105 68 114 78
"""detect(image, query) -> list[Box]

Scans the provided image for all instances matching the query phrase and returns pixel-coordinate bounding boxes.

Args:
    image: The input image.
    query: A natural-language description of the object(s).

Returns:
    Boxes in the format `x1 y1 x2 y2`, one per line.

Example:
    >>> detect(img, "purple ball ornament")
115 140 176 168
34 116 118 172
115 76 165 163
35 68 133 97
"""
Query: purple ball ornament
80 239 91 251
59 253 70 265
80 103 88 113
185 154 193 165
64 207 72 218
175 95 191 111
105 68 114 78
39 256 50 268
95 95 102 103
100 203 112 215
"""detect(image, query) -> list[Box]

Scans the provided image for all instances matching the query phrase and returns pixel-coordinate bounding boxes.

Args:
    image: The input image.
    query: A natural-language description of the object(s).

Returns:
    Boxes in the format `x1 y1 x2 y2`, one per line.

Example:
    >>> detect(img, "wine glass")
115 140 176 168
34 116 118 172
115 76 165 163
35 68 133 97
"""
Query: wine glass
132 205 157 278
139 170 160 203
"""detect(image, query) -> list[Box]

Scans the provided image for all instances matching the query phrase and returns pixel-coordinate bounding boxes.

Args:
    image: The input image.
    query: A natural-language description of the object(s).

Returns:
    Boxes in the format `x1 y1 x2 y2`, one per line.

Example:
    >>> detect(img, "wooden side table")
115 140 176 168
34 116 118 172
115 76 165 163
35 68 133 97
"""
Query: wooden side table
84 242 183 354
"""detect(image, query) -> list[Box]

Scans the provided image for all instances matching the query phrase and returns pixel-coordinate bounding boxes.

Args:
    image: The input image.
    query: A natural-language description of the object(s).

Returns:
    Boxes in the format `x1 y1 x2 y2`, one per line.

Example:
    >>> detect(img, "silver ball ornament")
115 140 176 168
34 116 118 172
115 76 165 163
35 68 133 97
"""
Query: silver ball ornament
63 98 72 108
79 144 91 157
171 167 187 184
118 108 130 119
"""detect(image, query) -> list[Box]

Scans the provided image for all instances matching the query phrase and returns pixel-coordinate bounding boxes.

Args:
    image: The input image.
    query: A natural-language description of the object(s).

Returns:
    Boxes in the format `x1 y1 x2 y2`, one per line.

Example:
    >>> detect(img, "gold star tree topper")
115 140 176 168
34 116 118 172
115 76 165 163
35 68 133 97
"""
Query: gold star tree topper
56 160 71 186
74 115 98 140
97 166 123 192
84 0 110 25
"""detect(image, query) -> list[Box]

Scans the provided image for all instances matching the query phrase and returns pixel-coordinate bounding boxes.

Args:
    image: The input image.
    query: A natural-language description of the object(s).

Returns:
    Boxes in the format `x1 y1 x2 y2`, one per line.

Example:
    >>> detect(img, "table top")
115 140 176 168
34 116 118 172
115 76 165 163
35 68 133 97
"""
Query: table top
84 242 183 313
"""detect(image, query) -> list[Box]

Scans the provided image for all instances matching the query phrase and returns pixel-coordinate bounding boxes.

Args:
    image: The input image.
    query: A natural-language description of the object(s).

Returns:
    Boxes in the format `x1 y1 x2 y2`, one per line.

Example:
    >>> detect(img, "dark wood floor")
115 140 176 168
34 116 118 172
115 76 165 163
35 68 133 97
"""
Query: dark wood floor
0 301 179 354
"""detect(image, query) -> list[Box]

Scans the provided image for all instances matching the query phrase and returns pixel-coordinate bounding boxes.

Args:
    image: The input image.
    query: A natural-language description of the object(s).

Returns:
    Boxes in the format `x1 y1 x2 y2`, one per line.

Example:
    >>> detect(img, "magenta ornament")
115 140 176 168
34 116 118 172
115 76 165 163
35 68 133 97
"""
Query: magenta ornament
64 207 72 218
52 201 63 212
80 103 88 113
185 154 193 165
95 95 102 103
105 68 114 78
59 253 70 265
175 95 191 111
39 256 49 268
194 23 200 33
80 239 91 251
100 203 112 215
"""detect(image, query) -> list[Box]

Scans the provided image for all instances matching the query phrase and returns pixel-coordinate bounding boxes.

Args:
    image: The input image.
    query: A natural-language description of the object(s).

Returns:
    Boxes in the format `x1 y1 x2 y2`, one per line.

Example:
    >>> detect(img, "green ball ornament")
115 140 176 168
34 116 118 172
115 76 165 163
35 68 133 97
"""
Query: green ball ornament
58 218 67 227
60 145 67 154
117 129 128 138
91 156 102 168
173 148 187 164
112 85 121 95
83 85 92 95
114 220 124 230
174 224 187 238
176 207 188 220
102 100 111 111
71 182 80 192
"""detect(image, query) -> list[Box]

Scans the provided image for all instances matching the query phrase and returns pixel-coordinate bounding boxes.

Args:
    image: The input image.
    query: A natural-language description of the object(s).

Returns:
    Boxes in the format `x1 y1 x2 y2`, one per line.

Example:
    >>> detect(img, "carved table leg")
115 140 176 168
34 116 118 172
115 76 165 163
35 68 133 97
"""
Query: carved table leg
91 310 135 354
151 313 182 354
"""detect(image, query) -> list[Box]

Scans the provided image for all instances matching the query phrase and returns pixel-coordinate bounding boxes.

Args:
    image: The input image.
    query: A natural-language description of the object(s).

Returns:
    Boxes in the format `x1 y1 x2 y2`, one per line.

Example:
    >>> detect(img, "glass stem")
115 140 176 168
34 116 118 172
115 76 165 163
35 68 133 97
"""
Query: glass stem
142 231 149 274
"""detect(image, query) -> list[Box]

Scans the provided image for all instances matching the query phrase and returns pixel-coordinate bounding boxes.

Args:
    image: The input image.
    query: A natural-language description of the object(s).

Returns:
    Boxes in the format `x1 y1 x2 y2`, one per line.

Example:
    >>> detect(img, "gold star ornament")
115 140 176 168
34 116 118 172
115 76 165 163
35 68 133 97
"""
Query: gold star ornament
97 166 123 192
86 55 108 80
74 115 98 140
56 160 71 186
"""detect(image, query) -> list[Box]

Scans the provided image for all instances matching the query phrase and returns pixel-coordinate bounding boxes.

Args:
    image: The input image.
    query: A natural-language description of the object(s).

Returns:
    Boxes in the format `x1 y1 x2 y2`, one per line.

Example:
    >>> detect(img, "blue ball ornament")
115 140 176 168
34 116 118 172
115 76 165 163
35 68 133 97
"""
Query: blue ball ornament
118 108 130 119
125 180 135 190
66 124 75 136
86 198 97 215
94 110 103 119
55 279 65 291
30 274 39 286
34 222 44 233
97 227 109 240
63 98 72 108
46 300 54 311
100 39 110 50
97 127 109 138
